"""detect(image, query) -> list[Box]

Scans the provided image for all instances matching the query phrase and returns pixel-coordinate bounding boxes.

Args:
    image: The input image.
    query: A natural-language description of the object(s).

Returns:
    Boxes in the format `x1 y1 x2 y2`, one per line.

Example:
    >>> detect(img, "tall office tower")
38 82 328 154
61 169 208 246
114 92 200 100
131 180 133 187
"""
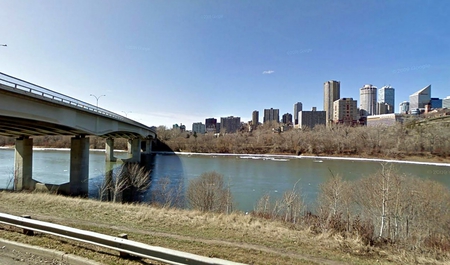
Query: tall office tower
359 84 377 117
323 80 340 126
220 116 241 133
282 113 292 125
252 110 259 128
378 85 395 113
192 122 206 134
263 108 280 123
205 118 217 133
409 85 431 109
399 101 410 114
333 98 358 125
293 102 303 125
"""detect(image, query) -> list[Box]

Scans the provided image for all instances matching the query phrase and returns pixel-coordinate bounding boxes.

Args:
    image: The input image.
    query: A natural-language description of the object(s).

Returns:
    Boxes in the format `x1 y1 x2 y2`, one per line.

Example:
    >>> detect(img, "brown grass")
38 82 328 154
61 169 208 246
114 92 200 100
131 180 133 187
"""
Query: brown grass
0 192 445 265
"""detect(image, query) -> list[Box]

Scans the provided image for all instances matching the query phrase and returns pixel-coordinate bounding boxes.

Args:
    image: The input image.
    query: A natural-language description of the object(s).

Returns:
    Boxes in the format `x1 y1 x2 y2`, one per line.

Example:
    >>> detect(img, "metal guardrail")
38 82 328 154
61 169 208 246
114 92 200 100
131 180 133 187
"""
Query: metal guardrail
0 212 246 265
0 72 155 134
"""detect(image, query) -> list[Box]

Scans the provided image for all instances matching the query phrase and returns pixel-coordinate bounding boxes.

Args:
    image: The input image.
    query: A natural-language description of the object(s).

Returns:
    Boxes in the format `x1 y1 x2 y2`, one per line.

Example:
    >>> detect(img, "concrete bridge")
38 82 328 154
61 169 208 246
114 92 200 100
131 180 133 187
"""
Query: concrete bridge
0 72 156 196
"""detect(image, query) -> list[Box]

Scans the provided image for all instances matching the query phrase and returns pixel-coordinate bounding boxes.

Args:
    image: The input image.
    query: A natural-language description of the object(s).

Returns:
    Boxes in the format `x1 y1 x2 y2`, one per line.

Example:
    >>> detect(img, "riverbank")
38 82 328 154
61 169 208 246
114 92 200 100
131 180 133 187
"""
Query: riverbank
156 151 450 167
2 145 449 165
0 192 442 265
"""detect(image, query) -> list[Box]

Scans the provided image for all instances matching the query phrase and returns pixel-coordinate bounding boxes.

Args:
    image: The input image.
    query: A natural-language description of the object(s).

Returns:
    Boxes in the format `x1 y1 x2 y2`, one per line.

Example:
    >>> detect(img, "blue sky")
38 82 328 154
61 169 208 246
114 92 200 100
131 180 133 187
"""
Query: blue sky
1 0 449 130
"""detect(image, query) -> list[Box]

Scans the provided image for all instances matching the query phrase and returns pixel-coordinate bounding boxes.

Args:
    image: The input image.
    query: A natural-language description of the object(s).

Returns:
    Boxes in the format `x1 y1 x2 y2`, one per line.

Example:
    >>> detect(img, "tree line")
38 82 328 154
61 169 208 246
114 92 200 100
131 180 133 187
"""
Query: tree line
155 122 450 159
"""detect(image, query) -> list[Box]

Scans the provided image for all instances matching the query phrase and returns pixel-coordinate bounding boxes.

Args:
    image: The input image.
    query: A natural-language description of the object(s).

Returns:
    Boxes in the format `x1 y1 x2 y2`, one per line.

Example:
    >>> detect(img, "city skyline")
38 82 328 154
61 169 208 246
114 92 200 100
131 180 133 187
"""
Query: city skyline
1 1 449 130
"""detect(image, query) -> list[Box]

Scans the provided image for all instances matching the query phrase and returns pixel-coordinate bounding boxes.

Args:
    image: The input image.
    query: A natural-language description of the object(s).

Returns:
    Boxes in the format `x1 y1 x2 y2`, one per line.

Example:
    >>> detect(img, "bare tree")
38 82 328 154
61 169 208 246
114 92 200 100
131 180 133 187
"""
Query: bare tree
186 171 233 213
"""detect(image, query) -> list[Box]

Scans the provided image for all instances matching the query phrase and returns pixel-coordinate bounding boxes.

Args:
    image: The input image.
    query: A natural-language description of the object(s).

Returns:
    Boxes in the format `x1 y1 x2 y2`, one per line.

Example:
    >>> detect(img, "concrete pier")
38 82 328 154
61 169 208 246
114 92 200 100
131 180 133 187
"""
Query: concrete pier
14 137 35 191
143 138 153 154
105 138 116 162
70 136 89 196
129 138 141 162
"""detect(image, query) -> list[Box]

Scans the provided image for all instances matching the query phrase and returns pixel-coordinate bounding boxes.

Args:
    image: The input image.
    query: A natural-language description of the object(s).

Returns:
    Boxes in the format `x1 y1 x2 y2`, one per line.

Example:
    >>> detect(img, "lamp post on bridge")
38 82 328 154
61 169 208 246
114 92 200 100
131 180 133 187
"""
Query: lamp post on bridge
90 94 106 111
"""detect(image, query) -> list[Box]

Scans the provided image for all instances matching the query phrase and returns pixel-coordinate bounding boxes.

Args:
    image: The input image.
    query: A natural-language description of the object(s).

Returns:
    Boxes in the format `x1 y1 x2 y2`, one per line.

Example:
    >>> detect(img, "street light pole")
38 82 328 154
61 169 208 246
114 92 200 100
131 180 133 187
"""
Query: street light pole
122 111 132 117
90 94 106 110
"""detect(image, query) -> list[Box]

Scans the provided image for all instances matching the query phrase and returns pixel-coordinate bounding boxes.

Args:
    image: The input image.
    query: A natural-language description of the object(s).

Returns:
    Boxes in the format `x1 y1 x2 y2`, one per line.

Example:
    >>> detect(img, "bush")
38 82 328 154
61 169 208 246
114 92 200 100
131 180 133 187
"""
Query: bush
186 171 233 213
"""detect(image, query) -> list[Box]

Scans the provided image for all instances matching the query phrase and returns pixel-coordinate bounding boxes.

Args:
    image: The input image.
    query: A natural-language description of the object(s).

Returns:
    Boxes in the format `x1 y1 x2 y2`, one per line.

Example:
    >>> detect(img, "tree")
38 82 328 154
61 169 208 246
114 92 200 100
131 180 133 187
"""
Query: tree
186 171 233 213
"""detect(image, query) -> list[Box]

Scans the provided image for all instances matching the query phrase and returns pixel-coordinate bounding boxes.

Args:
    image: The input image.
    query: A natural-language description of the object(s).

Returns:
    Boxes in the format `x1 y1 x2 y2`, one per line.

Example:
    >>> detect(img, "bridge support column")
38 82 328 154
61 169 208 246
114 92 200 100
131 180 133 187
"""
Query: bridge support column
127 139 132 154
70 136 89 196
14 137 35 191
105 138 116 162
143 138 153 155
130 138 141 163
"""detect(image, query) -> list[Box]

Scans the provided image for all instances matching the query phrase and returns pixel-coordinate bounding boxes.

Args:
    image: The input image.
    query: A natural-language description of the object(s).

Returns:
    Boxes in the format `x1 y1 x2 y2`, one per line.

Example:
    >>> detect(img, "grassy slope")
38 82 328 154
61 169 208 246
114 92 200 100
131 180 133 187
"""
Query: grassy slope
0 192 444 265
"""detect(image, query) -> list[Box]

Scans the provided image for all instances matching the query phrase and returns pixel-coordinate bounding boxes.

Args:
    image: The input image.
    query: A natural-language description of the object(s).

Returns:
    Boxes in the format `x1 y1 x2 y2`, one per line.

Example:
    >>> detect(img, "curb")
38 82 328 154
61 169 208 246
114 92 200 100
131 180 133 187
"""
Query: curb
0 238 102 265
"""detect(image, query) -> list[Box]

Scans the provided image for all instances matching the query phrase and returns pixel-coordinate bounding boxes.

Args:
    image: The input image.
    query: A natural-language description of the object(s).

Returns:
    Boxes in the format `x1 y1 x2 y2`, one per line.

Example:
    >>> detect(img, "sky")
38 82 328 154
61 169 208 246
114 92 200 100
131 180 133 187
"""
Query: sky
1 0 449 130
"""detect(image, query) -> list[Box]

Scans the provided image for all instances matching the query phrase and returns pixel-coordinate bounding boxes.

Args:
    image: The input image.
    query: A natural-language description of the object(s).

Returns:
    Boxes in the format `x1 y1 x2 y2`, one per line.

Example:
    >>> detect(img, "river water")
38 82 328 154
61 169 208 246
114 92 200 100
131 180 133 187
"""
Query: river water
1 148 449 211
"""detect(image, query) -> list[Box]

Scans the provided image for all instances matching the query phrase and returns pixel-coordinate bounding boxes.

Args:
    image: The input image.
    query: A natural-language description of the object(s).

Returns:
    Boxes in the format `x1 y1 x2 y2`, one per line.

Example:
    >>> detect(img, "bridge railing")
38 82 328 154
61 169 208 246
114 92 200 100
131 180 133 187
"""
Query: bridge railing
0 72 154 133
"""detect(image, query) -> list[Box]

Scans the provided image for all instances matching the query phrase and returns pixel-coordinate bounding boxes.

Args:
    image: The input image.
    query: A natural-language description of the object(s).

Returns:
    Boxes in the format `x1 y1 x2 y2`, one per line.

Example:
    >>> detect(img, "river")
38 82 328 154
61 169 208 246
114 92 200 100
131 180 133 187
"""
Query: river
1 148 449 212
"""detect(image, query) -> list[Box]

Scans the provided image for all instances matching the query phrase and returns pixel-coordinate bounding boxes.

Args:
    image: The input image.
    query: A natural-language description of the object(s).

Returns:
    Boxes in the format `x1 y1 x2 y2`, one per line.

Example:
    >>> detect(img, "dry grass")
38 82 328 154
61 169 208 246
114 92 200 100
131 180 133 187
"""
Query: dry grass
0 191 444 265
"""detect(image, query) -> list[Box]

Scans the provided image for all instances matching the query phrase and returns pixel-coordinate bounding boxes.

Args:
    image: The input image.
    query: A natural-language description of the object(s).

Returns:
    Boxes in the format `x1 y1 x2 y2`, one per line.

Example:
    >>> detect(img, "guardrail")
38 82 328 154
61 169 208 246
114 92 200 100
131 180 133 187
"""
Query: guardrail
0 72 155 134
0 212 246 265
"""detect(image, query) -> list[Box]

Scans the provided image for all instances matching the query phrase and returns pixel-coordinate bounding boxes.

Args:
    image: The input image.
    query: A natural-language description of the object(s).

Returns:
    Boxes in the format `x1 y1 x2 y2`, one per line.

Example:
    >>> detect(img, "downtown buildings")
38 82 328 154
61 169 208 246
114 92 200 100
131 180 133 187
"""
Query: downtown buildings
409 85 431 109
359 84 377 117
263 108 280 123
323 80 340 126
333 98 358 125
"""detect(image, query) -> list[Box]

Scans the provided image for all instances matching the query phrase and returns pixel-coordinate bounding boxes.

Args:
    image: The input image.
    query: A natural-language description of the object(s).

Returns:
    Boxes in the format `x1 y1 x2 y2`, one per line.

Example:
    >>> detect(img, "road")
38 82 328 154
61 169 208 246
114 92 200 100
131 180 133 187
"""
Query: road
0 244 70 265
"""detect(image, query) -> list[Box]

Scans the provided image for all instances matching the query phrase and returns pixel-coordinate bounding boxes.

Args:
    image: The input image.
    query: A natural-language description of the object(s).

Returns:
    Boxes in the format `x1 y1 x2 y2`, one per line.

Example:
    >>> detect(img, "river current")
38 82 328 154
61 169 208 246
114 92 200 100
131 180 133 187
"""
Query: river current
1 148 449 211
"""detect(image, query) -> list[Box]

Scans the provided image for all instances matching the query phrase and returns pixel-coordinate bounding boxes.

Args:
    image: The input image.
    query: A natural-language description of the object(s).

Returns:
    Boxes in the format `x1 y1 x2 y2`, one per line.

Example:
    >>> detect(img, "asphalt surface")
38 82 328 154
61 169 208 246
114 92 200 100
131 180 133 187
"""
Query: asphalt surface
0 239 99 265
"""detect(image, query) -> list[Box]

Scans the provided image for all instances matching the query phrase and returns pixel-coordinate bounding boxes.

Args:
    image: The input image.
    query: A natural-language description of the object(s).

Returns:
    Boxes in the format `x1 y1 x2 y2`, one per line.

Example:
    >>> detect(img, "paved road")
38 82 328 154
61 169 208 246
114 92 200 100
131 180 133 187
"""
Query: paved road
0 244 70 265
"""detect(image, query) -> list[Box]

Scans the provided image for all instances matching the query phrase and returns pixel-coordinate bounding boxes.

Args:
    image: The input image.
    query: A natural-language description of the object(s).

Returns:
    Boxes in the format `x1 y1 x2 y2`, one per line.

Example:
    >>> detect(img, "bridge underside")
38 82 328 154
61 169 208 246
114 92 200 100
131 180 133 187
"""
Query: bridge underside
0 116 143 139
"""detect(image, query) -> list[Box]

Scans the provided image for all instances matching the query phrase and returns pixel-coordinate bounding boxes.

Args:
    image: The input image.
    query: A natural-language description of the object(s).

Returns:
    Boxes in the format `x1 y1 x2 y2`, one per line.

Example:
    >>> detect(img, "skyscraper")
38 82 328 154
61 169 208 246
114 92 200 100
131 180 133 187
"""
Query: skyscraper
293 102 303 125
205 118 217 133
263 108 280 123
282 113 292 125
323 80 340 126
220 116 241 133
252 110 259 128
409 85 431 109
378 86 395 113
359 84 377 117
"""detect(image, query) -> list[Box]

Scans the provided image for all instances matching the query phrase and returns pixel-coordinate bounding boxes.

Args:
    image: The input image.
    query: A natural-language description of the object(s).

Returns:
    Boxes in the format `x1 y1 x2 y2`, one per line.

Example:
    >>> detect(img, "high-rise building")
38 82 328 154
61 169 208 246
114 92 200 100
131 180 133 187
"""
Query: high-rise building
263 108 279 123
333 98 358 125
323 80 340 126
205 118 217 133
192 122 206 134
220 116 241 133
378 86 395 113
252 110 259 128
359 84 377 117
293 102 303 125
282 113 292 125
399 101 410 114
298 110 326 129
409 85 431 109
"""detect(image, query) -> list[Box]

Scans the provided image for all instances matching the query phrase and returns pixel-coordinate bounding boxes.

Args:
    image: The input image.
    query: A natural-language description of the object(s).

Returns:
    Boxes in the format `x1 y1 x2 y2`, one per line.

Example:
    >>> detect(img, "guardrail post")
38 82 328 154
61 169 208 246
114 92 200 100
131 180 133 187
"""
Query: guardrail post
21 215 34 236
118 233 129 258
